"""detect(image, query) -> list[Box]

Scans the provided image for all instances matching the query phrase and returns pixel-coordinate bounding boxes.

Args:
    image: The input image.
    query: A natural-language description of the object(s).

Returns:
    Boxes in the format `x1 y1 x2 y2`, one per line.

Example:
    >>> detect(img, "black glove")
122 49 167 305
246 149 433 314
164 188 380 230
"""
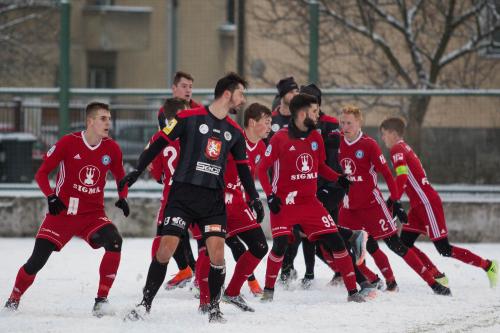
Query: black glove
337 174 351 194
47 194 66 216
115 198 130 217
386 198 408 224
267 194 282 214
118 169 142 191
248 198 265 223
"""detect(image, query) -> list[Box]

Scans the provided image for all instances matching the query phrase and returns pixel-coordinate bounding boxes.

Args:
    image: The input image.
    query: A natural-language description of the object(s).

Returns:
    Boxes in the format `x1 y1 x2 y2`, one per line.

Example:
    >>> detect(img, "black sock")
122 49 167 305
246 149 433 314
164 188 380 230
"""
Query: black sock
302 239 316 277
173 243 188 270
208 262 226 304
338 227 353 243
247 274 256 282
143 258 168 304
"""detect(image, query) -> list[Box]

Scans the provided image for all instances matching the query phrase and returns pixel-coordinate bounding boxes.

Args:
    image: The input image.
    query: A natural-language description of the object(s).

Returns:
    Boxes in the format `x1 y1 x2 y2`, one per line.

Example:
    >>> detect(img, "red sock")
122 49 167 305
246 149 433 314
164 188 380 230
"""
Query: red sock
10 266 36 300
320 245 338 273
97 251 121 298
225 251 261 297
412 246 442 276
197 248 210 305
151 236 161 259
451 246 490 270
371 248 395 282
332 249 357 292
403 248 435 285
357 260 379 282
194 246 205 286
264 251 284 289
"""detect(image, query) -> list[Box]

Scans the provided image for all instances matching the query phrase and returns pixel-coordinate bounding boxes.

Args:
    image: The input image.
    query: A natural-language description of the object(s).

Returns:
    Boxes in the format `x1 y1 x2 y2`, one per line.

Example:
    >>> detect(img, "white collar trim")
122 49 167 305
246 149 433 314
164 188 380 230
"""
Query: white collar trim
81 131 102 150
344 131 363 146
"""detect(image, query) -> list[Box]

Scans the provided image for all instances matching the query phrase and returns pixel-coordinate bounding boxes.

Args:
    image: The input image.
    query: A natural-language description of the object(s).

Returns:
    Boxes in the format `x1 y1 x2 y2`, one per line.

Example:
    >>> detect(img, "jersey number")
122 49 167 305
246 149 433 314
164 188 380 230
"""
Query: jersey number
379 219 389 232
244 208 256 221
321 215 334 228
163 146 178 185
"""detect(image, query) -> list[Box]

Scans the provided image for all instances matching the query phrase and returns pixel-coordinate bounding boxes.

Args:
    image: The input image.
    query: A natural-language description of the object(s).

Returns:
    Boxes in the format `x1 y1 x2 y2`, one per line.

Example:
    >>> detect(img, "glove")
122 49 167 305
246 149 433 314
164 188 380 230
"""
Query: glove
267 194 282 214
47 194 66 216
248 198 265 223
115 198 130 217
337 174 351 194
118 169 142 191
386 198 408 224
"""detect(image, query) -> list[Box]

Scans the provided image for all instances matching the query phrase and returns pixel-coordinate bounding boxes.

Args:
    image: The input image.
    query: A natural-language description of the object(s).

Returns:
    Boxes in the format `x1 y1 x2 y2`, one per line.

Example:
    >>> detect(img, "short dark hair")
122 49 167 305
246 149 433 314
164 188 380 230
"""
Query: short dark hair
85 102 109 119
163 98 189 120
289 93 317 119
380 117 406 136
173 71 194 85
214 72 248 99
244 103 272 127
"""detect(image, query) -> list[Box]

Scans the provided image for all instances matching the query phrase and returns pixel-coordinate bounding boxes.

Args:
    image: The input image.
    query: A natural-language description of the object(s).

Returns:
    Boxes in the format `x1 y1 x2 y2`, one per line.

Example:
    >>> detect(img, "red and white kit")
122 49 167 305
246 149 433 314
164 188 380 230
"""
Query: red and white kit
224 135 266 237
35 131 128 250
258 128 340 240
390 140 447 240
338 132 399 240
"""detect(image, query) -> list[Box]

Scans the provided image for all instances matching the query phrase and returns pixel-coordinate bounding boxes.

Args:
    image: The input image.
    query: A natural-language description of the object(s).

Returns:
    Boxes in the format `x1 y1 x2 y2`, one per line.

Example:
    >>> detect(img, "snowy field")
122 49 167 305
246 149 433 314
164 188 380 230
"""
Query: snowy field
0 238 499 333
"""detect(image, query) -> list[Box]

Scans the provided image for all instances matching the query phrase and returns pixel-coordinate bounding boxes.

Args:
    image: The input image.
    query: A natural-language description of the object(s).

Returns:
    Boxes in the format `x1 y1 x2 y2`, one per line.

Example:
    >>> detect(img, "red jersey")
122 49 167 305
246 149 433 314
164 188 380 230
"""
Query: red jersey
258 128 339 203
224 135 266 205
35 131 128 215
338 132 398 209
390 140 440 208
148 132 181 205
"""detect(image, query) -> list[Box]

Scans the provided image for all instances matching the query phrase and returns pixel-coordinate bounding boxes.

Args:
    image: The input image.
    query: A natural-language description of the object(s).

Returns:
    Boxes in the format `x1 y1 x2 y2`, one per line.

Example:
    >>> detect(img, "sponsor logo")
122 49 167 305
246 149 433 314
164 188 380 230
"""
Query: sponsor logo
163 216 186 229
379 155 386 164
199 124 209 134
47 145 56 157
72 183 102 194
311 141 318 151
213 128 220 133
355 150 364 159
78 165 101 187
255 154 261 164
224 131 232 141
204 224 222 233
286 191 297 205
73 154 81 159
271 123 280 132
296 153 313 173
291 172 318 181
205 137 222 160
289 145 296 151
340 158 356 175
196 161 221 175
162 118 178 135
265 144 272 157
101 154 111 165
393 153 404 162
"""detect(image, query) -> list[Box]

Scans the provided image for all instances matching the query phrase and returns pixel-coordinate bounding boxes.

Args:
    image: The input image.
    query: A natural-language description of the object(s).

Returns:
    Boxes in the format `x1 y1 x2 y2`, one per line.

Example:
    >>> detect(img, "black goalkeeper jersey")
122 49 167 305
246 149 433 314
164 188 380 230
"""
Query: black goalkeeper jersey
159 105 248 190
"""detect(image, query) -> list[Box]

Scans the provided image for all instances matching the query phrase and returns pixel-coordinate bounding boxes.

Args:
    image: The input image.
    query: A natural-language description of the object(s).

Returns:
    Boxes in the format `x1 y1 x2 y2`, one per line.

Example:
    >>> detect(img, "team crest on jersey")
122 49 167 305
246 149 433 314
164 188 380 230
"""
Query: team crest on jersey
101 155 111 165
311 141 318 151
355 150 364 159
265 145 272 157
199 124 209 134
205 137 222 160
224 131 232 141
340 158 356 175
296 153 313 173
78 165 101 187
271 124 280 132
47 145 56 157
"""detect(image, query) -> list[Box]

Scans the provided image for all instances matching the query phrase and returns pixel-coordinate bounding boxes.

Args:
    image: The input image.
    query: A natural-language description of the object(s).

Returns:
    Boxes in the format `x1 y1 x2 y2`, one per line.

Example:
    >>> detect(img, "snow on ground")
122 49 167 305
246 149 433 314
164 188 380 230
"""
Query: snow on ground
0 238 499 333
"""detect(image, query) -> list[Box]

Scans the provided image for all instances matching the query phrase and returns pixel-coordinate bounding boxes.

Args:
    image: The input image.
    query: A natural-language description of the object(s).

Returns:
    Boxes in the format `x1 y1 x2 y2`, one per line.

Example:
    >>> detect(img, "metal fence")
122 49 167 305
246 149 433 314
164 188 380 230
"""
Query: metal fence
0 88 499 183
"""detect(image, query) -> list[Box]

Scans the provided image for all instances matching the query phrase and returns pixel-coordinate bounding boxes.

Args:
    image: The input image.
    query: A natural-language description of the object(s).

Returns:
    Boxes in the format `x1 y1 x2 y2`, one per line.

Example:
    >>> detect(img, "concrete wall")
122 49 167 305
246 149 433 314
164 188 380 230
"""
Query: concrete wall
1 196 498 242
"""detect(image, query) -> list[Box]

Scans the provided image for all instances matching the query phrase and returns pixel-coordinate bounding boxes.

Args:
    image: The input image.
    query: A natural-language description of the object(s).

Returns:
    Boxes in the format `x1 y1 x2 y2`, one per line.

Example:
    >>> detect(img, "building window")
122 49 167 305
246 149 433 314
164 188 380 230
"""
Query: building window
87 51 116 88
486 0 500 55
87 0 115 6
227 0 235 24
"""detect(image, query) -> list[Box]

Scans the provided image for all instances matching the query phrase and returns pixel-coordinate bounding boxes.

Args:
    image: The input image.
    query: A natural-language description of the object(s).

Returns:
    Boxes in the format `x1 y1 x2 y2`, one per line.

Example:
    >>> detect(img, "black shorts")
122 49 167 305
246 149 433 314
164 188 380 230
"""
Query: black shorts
159 182 226 238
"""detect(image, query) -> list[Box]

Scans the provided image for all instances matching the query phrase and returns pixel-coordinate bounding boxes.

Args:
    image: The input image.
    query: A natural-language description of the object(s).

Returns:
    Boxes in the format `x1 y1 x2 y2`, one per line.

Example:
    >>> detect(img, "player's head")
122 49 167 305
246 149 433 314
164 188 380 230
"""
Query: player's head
214 72 248 113
244 103 272 139
380 117 405 149
158 98 189 129
290 93 319 130
85 102 111 138
172 71 194 102
340 105 363 141
277 76 299 108
300 83 322 107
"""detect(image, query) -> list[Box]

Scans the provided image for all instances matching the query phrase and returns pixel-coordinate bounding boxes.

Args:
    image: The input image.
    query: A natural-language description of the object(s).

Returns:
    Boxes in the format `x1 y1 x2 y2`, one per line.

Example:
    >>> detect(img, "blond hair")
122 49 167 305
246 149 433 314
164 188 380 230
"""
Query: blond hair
341 104 363 121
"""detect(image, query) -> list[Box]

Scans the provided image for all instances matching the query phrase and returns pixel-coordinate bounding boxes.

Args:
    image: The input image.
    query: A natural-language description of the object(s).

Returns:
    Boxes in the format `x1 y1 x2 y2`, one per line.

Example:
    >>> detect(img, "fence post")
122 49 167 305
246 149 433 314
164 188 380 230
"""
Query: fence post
59 0 71 137
308 0 319 84
13 97 22 132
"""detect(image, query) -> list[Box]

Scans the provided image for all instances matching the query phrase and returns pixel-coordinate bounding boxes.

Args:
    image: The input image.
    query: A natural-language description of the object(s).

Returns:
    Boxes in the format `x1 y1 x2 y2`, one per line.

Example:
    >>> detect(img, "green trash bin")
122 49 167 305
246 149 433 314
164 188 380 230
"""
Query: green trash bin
0 133 37 183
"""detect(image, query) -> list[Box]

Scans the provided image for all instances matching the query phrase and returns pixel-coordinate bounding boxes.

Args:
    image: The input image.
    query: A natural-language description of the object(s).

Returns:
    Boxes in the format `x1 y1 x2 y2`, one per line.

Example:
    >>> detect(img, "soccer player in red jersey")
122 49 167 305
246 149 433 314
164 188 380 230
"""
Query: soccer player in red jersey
338 105 451 295
380 117 498 288
4 102 130 315
220 103 271 311
258 93 365 303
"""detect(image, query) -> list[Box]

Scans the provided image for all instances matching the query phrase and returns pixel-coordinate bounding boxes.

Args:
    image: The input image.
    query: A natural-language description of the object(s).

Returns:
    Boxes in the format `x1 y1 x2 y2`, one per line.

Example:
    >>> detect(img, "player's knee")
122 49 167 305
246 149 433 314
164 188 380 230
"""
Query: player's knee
319 232 346 253
103 229 122 252
384 235 408 257
225 236 246 260
249 238 269 259
366 236 379 254
400 231 418 248
271 235 289 257
434 238 453 257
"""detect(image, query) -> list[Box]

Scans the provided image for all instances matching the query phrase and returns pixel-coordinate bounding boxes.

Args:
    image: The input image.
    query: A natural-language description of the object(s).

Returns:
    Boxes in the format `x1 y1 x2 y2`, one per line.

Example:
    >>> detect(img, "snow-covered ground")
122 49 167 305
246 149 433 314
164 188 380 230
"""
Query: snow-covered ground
0 238 498 333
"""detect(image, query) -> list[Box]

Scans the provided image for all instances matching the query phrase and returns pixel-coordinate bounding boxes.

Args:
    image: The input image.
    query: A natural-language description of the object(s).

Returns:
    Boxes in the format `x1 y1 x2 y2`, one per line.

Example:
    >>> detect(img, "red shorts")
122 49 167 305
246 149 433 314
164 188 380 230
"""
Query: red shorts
189 224 202 240
226 202 260 238
270 197 338 241
403 199 448 241
338 202 397 240
36 211 113 251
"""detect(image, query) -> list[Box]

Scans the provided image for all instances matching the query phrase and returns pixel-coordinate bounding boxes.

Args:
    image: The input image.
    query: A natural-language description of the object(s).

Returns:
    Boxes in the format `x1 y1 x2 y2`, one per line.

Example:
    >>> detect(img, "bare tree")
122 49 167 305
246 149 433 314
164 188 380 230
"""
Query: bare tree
0 1 58 86
251 0 500 152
